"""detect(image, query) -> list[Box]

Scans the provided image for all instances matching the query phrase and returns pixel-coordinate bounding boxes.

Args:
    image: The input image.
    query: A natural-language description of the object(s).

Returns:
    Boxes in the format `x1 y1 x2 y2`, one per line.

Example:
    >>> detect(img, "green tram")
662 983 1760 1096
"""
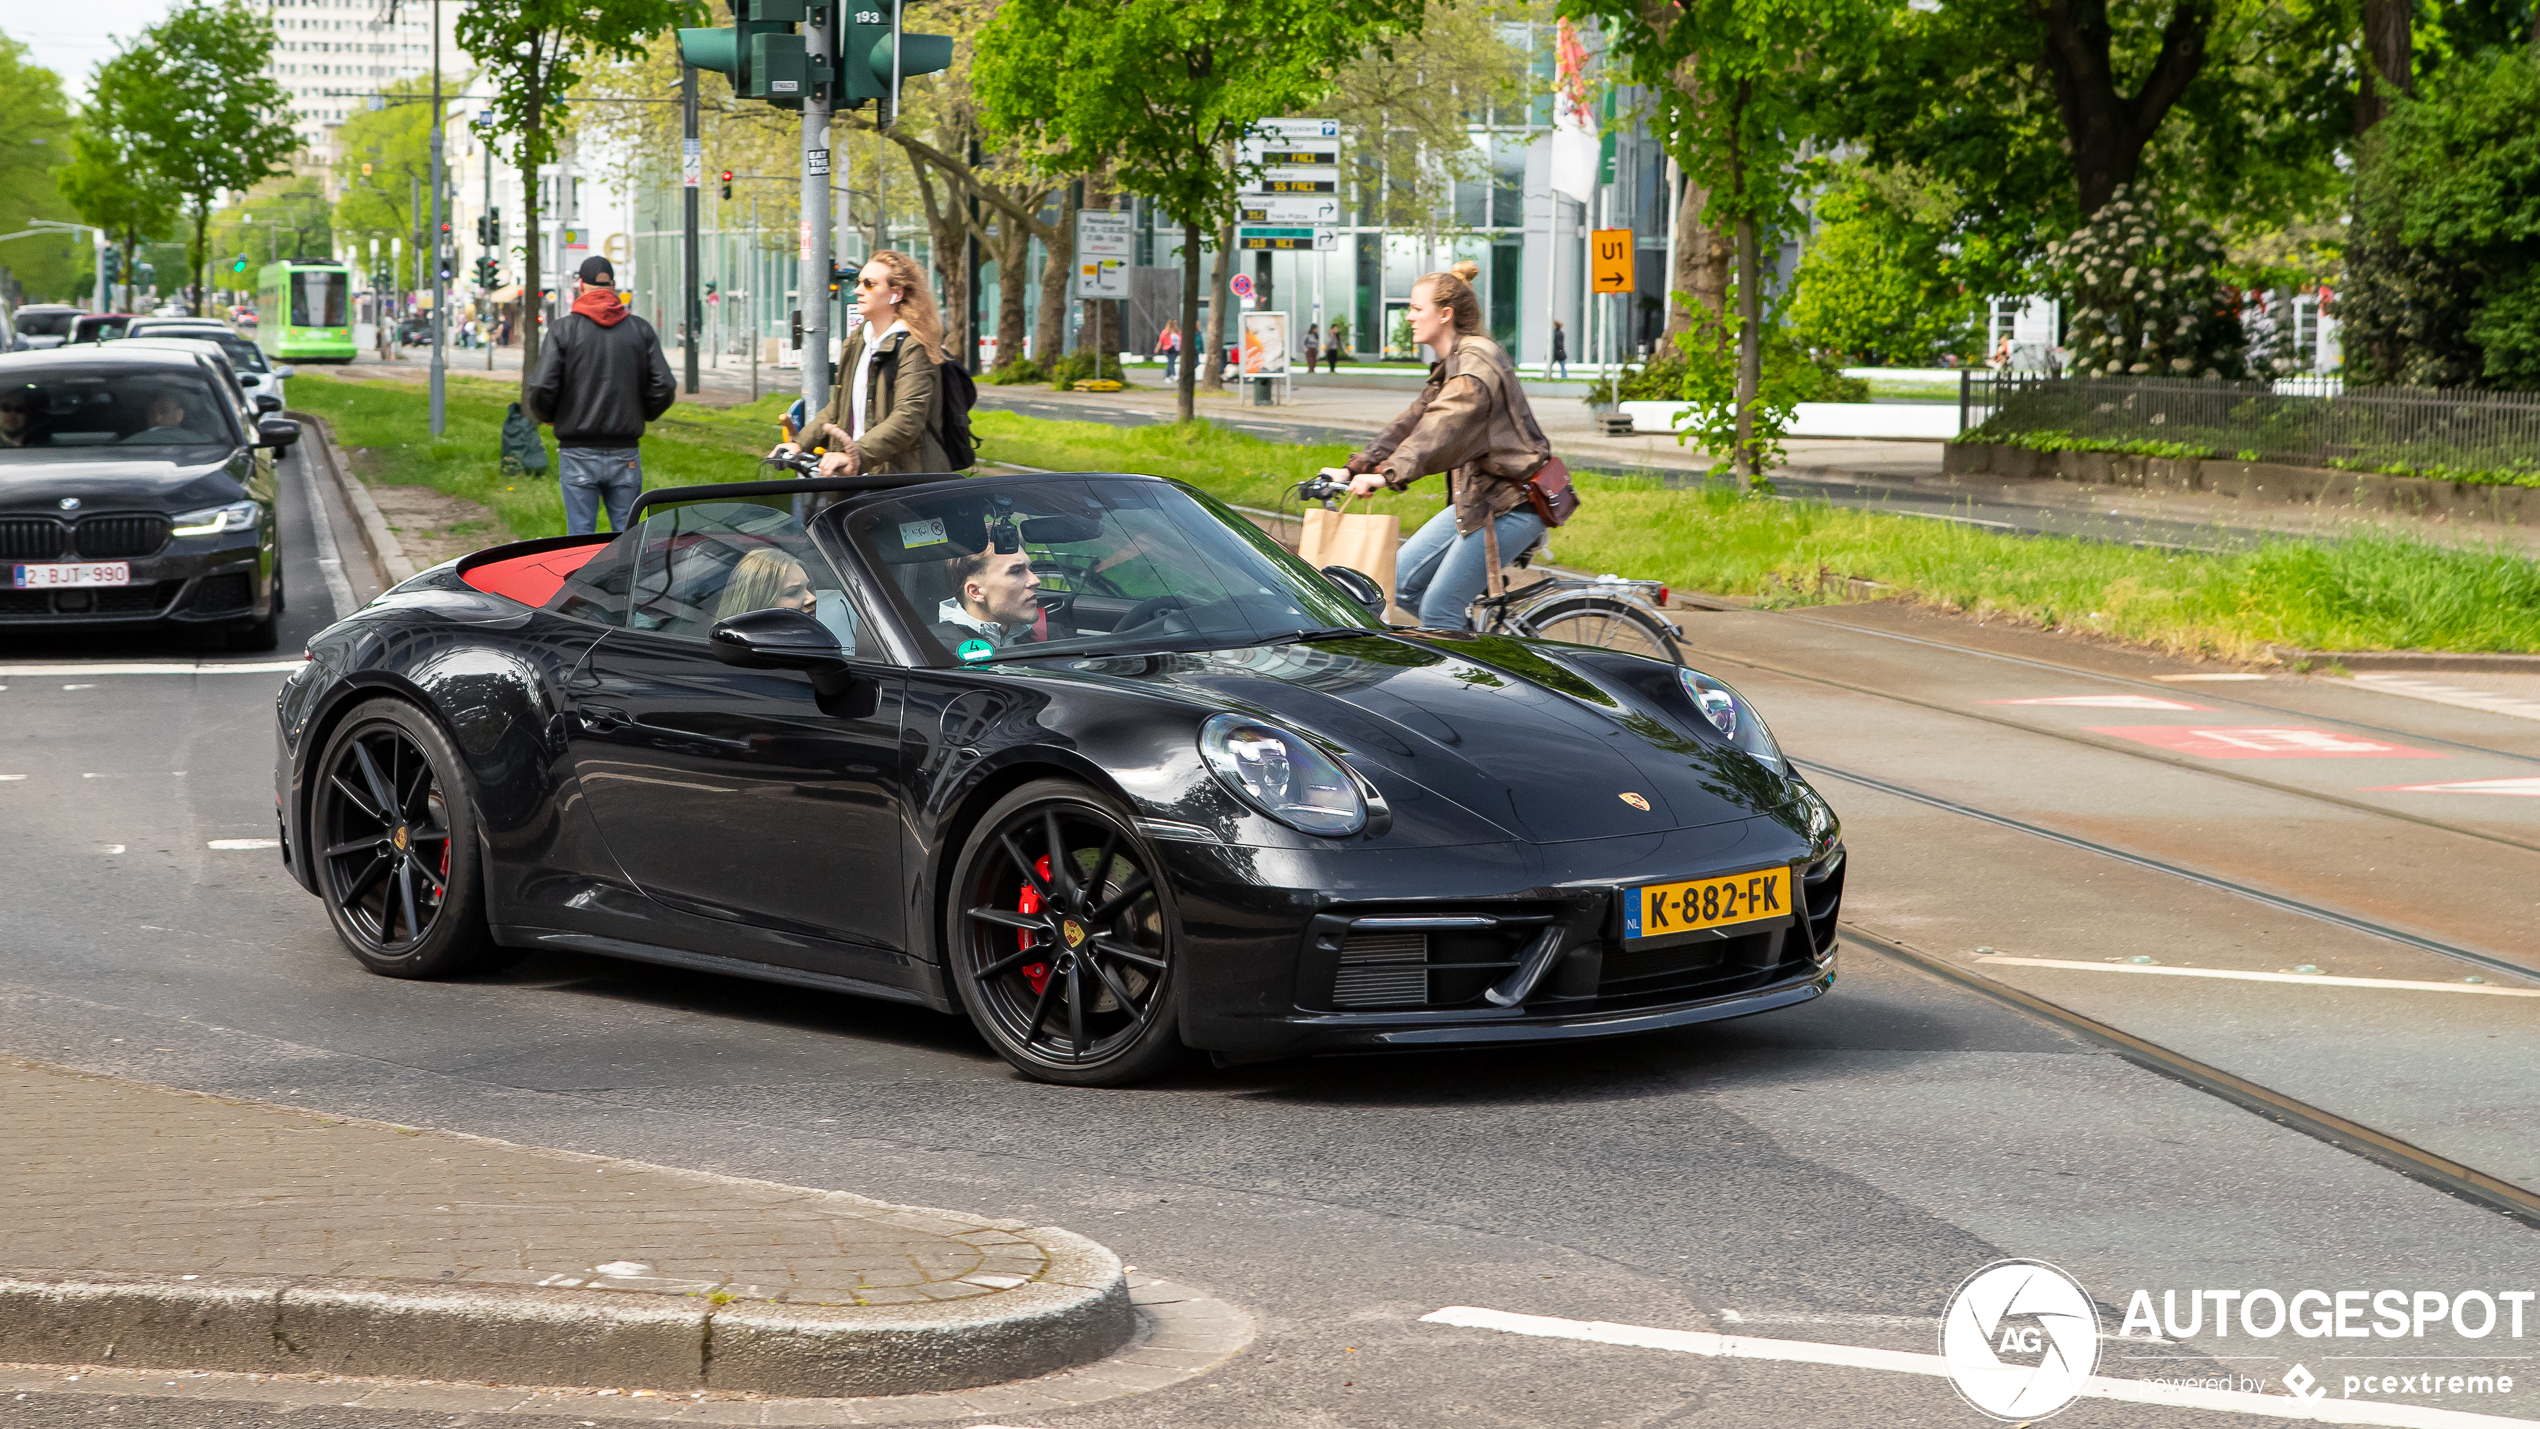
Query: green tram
255 260 357 363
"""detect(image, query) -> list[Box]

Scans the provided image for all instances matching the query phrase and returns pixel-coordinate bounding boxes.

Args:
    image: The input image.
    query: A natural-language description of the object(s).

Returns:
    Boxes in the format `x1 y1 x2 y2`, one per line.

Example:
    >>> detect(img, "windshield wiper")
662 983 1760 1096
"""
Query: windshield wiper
973 625 1379 664
1259 626 1384 646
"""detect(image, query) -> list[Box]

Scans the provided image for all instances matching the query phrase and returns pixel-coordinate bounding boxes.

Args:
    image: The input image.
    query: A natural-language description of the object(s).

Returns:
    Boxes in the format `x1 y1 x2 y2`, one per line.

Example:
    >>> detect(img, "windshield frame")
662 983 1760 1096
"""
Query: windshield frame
824 473 1384 669
0 358 247 455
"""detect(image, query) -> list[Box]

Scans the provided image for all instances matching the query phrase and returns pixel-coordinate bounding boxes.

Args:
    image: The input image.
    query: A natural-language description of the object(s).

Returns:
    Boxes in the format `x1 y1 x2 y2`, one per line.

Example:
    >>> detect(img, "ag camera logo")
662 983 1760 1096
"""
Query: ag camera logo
1941 1259 2102 1420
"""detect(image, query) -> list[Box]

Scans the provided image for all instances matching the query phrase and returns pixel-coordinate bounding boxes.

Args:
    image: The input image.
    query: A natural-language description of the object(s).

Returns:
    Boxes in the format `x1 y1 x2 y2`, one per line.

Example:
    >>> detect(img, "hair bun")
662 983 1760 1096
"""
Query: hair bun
1449 259 1481 282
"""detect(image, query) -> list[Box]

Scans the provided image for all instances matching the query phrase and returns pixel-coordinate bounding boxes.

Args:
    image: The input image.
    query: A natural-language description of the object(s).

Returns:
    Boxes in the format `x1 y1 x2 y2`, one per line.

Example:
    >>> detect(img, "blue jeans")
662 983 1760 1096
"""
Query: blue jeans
559 446 641 535
1395 503 1548 630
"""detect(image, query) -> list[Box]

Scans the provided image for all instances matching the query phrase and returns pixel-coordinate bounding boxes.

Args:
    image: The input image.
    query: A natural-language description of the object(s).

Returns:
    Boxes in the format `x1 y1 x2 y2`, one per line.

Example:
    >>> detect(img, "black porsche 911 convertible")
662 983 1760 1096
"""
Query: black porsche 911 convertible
274 469 1844 1084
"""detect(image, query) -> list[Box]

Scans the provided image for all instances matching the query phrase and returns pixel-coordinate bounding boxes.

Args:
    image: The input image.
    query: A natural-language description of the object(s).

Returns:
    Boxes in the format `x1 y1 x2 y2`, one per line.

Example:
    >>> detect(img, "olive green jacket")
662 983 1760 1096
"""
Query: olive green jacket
807 324 953 475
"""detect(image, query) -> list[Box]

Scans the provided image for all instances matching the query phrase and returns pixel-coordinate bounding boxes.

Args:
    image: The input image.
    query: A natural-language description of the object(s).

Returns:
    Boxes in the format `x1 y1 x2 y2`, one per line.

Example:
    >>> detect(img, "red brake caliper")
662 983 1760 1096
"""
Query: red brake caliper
1015 855 1054 994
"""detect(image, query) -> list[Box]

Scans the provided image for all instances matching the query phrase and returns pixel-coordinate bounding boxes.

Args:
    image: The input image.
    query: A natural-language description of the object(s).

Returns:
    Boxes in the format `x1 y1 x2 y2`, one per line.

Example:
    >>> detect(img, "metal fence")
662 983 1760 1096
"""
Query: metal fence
1960 373 2540 480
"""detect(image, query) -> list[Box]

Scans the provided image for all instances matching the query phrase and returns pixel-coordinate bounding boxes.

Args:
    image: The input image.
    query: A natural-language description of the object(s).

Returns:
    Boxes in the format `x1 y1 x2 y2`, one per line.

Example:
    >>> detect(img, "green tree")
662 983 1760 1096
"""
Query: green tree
0 32 81 302
1322 1 1531 242
209 176 334 278
59 121 179 314
974 0 1426 422
330 76 450 259
2045 185 2246 378
2345 46 2540 389
87 0 298 315
458 0 698 388
1789 161 1984 365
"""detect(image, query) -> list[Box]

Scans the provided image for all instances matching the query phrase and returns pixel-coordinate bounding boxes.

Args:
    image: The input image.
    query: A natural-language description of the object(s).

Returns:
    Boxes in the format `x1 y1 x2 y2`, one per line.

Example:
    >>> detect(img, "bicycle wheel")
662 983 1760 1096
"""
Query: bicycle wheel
1513 594 1684 664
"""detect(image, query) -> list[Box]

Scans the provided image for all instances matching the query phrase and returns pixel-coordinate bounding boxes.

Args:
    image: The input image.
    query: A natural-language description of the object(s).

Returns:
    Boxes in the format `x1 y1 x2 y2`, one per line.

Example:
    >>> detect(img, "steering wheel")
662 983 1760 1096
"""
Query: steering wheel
1115 594 1190 633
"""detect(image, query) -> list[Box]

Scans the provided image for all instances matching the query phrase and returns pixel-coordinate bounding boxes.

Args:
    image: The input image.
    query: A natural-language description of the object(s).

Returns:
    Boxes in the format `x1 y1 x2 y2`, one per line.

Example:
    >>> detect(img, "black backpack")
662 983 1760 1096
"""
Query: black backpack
879 338 980 470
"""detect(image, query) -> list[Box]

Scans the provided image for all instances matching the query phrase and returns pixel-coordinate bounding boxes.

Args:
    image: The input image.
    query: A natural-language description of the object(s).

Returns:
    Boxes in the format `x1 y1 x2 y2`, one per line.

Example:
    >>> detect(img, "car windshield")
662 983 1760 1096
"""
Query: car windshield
131 328 268 373
16 310 75 338
0 367 235 453
290 270 347 327
843 476 1377 665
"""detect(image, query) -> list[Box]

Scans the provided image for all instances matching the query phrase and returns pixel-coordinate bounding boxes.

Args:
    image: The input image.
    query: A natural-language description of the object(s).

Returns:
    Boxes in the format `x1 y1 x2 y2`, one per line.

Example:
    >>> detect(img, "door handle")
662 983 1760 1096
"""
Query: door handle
579 705 631 734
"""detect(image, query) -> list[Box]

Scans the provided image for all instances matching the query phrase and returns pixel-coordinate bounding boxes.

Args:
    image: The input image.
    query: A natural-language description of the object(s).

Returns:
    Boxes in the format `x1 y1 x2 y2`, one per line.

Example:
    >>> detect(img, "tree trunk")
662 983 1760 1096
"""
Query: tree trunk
2035 0 2216 215
993 213 1030 371
2355 0 2413 134
189 205 208 318
1177 219 1200 422
1664 167 1731 334
1033 185 1077 364
910 156 968 364
1732 212 1761 486
1200 219 1232 393
518 128 544 395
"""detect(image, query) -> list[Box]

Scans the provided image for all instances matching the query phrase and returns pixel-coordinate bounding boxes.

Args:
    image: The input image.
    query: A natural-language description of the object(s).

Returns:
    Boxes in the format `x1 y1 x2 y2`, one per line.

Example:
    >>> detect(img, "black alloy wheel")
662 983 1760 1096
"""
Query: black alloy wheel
947 779 1183 1085
313 698 502 977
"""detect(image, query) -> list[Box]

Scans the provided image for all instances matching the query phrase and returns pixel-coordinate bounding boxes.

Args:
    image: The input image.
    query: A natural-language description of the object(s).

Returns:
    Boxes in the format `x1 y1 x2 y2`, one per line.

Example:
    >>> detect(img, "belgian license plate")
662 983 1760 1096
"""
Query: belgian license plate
1623 866 1790 942
14 562 130 590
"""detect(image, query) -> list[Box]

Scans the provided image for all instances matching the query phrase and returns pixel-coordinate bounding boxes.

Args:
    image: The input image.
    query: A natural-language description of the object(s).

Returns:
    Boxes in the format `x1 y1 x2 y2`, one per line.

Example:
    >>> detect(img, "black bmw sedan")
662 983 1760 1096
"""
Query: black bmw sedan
275 470 1845 1084
0 346 299 648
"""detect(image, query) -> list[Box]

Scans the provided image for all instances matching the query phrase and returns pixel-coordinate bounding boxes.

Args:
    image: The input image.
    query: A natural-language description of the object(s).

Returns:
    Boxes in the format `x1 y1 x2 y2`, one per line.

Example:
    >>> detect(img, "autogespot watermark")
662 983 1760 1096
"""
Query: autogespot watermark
1944 1263 2536 1420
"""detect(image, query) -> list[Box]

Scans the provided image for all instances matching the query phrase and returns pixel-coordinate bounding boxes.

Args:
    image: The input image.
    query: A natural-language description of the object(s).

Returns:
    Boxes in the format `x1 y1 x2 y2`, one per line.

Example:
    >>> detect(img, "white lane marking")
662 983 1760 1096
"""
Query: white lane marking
2368 777 2540 798
206 839 281 850
0 775 23 782
99 844 124 855
288 436 359 620
0 662 304 676
1973 955 2540 996
2152 673 2271 682
61 683 94 690
1422 1306 2540 1427
2350 673 2540 724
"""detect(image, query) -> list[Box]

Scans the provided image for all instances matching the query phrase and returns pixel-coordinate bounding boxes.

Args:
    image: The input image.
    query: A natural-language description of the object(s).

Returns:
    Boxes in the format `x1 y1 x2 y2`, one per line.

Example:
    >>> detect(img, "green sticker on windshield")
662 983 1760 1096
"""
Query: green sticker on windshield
956 638 994 663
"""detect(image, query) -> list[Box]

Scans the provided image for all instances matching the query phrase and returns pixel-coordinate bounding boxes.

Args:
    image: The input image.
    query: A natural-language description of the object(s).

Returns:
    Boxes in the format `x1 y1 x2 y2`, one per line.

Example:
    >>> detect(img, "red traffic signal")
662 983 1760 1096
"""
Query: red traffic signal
719 169 734 200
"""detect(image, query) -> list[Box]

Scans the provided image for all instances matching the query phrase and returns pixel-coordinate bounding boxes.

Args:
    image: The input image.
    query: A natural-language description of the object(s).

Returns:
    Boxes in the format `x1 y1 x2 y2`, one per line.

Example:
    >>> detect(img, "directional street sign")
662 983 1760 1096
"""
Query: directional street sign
1239 119 1341 202
1075 211 1133 300
1591 228 1634 293
1239 227 1338 252
1250 117 1339 139
1242 167 1339 196
1240 195 1342 225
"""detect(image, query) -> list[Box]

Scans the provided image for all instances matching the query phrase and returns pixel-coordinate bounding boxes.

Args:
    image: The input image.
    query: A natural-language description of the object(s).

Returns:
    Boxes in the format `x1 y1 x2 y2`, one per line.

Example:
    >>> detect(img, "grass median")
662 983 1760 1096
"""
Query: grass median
290 372 2540 658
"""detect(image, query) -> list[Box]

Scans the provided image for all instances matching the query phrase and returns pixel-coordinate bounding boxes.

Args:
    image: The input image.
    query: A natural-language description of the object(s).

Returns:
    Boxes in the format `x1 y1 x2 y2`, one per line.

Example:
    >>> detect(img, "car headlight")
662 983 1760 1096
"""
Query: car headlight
171 500 260 536
1199 712 1367 837
1679 668 1787 771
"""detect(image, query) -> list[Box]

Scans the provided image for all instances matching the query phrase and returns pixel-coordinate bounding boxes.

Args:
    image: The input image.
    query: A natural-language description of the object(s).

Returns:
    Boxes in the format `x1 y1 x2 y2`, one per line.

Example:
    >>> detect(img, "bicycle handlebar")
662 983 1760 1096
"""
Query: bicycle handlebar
1295 474 1351 502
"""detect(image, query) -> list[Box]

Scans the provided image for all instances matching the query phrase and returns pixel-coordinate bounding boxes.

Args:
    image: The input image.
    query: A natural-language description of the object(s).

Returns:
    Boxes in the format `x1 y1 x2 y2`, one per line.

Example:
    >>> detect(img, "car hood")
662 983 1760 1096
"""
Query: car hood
0 450 247 512
1052 632 1799 845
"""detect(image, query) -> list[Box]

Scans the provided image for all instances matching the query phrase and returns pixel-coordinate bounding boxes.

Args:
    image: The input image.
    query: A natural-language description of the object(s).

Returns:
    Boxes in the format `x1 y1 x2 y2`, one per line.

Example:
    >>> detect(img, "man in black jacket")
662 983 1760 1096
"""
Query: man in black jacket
524 257 678 534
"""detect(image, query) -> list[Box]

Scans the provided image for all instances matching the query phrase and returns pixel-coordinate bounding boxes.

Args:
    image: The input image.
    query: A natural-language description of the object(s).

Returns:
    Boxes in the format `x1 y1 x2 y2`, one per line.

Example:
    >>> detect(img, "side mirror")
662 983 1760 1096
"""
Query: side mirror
257 416 301 449
254 394 283 414
1321 564 1387 617
274 365 296 379
709 606 846 671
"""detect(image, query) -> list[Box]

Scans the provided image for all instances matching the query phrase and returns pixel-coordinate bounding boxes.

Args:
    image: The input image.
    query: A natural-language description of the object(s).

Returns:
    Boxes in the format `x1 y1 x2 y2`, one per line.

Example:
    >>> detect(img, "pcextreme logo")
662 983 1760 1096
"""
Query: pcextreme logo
1940 1259 2103 1420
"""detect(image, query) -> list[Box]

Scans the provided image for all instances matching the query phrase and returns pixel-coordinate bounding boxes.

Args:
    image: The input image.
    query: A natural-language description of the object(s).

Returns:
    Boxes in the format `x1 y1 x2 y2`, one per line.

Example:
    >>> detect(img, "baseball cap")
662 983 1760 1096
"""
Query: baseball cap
577 256 615 285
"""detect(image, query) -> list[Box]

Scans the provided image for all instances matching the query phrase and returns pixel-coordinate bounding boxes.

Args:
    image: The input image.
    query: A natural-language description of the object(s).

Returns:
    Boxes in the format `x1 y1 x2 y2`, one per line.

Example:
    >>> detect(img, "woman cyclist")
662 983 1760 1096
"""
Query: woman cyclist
1318 260 1566 630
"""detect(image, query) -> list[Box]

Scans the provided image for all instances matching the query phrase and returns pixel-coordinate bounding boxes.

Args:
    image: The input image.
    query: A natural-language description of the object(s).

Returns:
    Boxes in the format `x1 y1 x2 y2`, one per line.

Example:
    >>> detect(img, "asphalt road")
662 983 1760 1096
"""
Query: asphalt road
2 458 2535 1428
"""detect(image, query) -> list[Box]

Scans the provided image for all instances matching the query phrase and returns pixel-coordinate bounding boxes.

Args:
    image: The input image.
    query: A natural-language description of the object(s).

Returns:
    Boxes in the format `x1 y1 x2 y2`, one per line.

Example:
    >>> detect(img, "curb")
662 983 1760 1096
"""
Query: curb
287 410 415 585
2278 649 2540 673
0 1246 1132 1398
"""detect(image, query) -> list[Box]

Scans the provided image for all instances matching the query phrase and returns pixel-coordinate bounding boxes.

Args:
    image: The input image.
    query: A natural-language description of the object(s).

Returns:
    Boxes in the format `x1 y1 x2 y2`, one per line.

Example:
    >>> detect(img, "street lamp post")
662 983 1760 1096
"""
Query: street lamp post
428 0 447 436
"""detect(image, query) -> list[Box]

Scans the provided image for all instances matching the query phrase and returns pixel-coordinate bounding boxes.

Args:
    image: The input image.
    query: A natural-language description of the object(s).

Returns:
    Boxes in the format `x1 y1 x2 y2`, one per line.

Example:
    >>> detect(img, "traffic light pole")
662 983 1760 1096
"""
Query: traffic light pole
683 64 701 397
799 5 833 434
428 0 447 437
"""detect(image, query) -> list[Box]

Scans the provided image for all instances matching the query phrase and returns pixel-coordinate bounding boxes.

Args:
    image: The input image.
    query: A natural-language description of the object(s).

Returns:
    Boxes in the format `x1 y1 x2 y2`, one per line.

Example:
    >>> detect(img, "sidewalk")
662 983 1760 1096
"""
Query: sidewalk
0 1057 1136 1399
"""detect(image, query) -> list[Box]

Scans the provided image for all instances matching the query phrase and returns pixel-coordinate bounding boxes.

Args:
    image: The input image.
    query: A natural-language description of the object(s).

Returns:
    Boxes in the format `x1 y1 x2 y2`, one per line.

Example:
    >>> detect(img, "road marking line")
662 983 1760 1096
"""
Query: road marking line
0 775 23 782
1421 1306 2540 1427
2153 673 2271 681
99 845 124 855
2090 724 2446 760
1972 955 2540 996
2350 674 2540 724
0 662 304 675
206 839 281 850
289 437 359 620
2367 777 2540 798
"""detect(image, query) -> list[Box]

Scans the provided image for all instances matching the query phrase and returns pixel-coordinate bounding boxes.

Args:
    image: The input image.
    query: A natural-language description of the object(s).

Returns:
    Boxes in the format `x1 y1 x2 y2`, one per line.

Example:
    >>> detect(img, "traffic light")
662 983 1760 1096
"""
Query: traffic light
678 0 826 110
720 169 733 200
473 256 498 288
842 3 954 113
475 214 491 245
232 255 248 274
102 248 120 284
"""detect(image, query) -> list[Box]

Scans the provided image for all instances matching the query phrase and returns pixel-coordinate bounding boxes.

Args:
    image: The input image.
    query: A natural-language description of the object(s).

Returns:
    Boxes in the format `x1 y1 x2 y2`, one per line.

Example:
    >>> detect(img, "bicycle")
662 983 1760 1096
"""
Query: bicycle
1290 475 1683 664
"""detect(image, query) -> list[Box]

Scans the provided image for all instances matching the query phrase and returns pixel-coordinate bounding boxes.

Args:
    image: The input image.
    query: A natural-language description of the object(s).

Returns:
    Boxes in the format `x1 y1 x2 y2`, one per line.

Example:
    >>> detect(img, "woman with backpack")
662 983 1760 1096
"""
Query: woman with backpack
775 249 963 477
1320 260 1577 630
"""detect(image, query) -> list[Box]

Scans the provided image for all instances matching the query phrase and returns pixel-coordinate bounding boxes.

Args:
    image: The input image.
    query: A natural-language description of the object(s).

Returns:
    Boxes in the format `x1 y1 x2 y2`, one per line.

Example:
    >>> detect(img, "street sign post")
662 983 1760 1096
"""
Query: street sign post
1238 227 1337 252
1075 211 1132 300
1239 195 1341 225
1591 228 1634 293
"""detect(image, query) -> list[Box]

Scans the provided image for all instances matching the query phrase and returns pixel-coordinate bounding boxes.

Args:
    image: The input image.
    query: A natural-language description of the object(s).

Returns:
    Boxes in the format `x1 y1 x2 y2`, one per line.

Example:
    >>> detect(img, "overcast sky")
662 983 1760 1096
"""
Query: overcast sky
3 0 178 102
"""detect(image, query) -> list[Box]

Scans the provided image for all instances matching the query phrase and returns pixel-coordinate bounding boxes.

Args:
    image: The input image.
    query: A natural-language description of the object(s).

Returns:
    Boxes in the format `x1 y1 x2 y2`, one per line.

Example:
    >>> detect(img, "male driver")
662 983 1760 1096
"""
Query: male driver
524 256 677 535
931 547 1044 660
0 387 42 447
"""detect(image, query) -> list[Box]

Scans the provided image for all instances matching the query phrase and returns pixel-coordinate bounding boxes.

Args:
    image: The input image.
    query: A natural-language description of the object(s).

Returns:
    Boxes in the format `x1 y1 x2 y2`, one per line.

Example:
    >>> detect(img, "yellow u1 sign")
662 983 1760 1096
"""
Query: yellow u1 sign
1591 229 1634 293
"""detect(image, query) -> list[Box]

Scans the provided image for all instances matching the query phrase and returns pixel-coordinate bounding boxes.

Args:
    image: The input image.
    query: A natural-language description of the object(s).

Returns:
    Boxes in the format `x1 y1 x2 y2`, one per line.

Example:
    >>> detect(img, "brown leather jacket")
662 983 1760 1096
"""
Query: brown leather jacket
1347 334 1553 535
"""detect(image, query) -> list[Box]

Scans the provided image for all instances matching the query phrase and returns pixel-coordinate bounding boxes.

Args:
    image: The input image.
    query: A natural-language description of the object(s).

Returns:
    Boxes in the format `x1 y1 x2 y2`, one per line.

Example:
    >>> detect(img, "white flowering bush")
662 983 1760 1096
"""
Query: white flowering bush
2046 186 2247 380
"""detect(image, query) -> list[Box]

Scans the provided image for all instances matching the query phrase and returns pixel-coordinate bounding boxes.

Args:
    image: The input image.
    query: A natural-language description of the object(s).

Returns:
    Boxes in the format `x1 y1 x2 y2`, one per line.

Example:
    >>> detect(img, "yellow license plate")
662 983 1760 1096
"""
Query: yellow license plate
1623 867 1790 942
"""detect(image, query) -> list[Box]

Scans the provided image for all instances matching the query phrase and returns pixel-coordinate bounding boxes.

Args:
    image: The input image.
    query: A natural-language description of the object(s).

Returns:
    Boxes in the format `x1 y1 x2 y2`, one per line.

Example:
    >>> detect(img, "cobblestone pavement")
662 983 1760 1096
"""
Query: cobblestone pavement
2 1059 1056 1310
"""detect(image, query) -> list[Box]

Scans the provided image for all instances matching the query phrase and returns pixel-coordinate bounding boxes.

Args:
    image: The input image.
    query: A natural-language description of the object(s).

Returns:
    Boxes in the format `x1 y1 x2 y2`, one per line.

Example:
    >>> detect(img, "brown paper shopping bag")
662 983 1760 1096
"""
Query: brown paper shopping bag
1298 500 1403 617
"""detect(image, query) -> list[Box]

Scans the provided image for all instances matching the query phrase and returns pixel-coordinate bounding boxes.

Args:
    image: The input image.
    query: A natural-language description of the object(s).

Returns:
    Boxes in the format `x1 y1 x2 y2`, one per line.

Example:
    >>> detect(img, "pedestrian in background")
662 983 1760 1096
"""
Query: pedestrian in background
524 256 678 536
1158 321 1180 381
1551 319 1569 380
1303 322 1322 375
774 249 954 480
